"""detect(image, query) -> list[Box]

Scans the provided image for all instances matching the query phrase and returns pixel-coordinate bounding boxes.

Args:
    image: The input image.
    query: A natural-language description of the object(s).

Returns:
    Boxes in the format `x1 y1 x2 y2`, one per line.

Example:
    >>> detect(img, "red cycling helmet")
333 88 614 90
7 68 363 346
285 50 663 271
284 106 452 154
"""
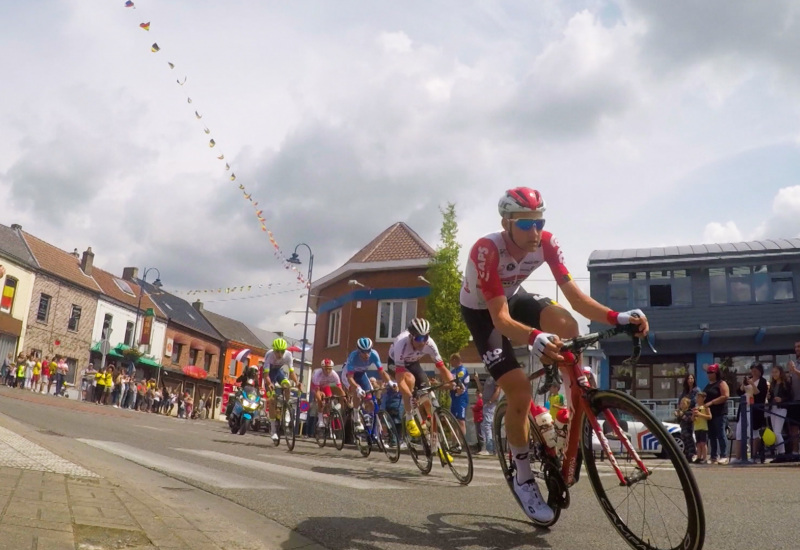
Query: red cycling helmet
498 187 546 218
320 358 335 368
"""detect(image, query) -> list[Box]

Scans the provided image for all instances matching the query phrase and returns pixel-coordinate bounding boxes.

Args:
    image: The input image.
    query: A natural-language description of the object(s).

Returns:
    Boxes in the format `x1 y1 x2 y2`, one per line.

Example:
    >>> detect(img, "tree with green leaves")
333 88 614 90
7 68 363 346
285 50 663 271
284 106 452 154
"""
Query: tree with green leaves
425 203 471 360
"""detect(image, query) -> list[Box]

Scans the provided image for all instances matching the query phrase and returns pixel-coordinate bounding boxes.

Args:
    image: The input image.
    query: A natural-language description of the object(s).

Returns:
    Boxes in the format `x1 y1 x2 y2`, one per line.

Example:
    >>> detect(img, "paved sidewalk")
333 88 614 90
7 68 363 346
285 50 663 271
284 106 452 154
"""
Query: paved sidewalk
0 411 326 550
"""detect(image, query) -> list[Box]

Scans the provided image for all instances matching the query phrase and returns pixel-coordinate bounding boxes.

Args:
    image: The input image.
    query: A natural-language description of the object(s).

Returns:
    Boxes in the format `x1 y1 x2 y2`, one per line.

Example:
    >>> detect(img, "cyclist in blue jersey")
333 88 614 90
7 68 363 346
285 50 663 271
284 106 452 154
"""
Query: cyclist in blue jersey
344 337 396 431
449 353 470 435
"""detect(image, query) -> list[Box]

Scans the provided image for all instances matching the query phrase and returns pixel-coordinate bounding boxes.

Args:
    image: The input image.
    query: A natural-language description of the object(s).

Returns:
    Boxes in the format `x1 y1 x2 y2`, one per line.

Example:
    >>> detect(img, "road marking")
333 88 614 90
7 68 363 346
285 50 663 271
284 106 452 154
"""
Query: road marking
78 440 282 489
178 449 411 490
0 426 98 477
139 426 168 431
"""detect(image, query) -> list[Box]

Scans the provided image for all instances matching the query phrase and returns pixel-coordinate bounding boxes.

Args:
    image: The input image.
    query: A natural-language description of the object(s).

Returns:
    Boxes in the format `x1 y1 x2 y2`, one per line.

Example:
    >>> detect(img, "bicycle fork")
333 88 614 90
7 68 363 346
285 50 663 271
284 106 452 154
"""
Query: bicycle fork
586 410 650 486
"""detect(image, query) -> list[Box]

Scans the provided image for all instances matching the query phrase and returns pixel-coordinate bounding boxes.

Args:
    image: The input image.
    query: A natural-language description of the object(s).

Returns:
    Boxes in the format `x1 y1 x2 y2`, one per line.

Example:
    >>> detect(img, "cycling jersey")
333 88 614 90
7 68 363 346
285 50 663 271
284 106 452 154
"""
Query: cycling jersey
459 230 572 309
450 365 470 395
311 368 341 389
344 349 382 373
388 331 445 369
263 349 294 386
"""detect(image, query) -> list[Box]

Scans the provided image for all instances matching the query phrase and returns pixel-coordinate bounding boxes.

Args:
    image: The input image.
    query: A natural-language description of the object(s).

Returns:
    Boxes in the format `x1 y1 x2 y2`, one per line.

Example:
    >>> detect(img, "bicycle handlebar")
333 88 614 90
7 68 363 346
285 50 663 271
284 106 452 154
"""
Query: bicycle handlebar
560 324 656 365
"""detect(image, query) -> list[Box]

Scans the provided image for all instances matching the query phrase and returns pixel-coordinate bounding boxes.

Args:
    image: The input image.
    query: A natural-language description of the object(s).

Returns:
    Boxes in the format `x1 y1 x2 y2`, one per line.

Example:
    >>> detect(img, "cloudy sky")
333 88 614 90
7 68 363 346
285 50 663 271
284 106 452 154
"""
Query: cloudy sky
3 0 800 338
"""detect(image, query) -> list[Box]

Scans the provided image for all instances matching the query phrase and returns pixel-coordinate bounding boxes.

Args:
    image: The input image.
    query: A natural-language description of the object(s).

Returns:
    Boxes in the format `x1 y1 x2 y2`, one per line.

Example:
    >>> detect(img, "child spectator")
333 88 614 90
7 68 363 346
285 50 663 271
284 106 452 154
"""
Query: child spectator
547 382 565 419
674 396 695 462
693 392 711 463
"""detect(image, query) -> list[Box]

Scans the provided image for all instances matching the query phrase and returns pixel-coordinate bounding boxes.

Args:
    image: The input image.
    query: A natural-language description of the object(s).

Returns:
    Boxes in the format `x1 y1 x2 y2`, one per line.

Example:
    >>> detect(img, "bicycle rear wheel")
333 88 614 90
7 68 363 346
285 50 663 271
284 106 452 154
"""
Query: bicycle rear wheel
435 408 473 485
330 408 345 451
378 410 400 463
403 416 432 474
582 390 705 550
493 400 563 528
355 409 372 457
283 404 296 452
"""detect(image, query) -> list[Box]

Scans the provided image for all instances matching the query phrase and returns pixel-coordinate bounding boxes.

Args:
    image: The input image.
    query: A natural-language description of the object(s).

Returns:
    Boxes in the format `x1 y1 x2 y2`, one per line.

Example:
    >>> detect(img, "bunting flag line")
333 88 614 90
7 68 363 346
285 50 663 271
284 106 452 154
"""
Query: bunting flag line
125 1 310 286
168 281 305 296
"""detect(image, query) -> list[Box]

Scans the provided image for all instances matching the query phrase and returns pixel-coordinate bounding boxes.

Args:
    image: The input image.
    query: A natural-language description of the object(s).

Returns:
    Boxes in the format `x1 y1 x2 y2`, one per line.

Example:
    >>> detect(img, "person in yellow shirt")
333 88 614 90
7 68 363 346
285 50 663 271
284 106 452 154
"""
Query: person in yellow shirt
31 360 41 392
547 382 565 420
94 369 106 403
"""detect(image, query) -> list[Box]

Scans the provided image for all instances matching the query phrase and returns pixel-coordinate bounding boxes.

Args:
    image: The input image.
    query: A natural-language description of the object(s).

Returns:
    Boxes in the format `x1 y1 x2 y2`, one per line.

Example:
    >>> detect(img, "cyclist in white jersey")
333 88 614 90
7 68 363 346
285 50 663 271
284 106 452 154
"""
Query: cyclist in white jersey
263 338 299 442
460 187 649 523
388 318 453 438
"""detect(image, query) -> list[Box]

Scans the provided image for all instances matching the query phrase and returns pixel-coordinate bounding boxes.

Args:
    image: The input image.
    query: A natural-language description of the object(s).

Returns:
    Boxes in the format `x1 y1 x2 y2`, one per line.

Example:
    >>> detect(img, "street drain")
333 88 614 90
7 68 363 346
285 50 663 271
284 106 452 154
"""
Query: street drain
73 524 153 549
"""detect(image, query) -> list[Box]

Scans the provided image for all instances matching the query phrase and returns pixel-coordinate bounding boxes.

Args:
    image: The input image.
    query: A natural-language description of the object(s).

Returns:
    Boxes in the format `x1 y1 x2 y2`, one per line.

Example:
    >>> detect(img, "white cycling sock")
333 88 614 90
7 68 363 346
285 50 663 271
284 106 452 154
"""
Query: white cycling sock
511 444 533 484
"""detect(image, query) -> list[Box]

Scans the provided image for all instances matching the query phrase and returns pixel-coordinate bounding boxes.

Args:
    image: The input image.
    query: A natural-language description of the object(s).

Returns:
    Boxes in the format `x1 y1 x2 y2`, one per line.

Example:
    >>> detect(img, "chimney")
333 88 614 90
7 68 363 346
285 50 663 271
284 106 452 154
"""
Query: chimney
192 300 204 312
10 224 21 231
71 248 80 259
122 267 139 281
81 247 94 276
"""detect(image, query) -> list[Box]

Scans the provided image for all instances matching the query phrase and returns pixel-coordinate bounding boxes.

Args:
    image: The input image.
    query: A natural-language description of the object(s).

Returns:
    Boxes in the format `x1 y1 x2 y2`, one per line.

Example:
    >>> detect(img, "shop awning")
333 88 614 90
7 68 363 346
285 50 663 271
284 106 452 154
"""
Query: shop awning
137 355 162 368
90 342 125 359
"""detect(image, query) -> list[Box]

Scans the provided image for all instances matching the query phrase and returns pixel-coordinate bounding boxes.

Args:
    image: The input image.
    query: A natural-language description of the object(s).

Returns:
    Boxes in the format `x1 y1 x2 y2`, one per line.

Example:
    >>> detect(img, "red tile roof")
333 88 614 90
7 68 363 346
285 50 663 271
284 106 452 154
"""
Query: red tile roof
91 267 166 320
22 232 102 293
345 222 435 264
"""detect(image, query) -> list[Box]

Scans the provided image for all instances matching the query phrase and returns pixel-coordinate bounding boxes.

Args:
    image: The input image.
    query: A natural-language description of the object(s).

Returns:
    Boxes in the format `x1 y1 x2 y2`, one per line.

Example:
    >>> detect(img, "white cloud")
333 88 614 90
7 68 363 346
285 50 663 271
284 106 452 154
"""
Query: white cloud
379 31 413 54
702 221 743 244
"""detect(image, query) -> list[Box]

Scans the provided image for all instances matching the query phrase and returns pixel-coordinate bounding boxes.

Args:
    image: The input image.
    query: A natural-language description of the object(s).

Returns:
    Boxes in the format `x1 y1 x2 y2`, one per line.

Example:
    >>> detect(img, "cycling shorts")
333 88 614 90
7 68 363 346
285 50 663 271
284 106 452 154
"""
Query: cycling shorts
450 397 468 420
268 369 289 387
461 290 556 381
395 361 429 391
350 371 372 393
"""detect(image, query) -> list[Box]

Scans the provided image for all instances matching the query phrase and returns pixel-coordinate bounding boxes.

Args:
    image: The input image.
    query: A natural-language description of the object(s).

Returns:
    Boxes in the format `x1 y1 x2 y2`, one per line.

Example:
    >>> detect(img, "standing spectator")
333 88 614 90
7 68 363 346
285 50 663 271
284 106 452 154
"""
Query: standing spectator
55 357 68 396
14 353 26 388
472 389 484 454
481 373 502 456
80 363 97 401
177 393 186 418
136 380 147 411
673 397 695 462
197 394 206 419
546 382 565 419
449 354 470 435
205 395 213 419
733 363 767 462
185 393 194 419
46 359 56 394
679 373 699 460
38 356 50 393
93 367 105 403
167 390 177 416
692 392 711 463
2 353 12 386
767 365 791 456
702 363 730 464
788 342 800 454
24 354 34 390
31 358 41 391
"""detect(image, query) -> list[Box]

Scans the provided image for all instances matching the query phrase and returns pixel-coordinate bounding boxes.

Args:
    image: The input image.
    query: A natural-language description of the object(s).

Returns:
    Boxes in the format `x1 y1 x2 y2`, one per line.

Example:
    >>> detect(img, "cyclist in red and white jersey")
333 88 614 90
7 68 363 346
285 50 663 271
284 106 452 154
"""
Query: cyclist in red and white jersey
310 359 346 430
460 187 649 523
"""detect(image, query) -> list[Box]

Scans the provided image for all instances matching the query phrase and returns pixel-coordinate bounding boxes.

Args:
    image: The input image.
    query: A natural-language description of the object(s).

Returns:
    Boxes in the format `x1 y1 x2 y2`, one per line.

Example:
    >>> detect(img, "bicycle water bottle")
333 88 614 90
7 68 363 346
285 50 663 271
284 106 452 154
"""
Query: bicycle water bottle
553 408 570 454
532 405 557 449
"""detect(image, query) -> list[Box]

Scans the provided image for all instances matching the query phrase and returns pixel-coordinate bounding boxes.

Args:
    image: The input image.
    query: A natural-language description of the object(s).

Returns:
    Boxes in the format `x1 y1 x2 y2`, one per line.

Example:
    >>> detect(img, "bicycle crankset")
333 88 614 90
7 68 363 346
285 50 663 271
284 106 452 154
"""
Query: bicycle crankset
543 460 570 509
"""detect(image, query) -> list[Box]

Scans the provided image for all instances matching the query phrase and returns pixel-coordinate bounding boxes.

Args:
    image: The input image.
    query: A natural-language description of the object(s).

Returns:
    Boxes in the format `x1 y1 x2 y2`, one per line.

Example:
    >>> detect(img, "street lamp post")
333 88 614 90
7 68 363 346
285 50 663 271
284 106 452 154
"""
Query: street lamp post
133 267 162 379
287 244 313 429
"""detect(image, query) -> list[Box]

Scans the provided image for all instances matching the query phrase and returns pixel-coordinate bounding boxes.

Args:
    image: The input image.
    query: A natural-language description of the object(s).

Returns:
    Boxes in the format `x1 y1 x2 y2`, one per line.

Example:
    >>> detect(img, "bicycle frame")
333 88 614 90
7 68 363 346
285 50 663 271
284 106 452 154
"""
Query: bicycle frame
410 384 448 462
358 388 386 442
556 350 649 487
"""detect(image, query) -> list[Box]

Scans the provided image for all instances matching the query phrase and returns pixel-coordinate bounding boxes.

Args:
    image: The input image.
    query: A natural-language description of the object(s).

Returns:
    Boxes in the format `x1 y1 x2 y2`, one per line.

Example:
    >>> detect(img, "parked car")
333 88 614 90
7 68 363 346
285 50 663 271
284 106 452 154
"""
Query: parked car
591 411 683 458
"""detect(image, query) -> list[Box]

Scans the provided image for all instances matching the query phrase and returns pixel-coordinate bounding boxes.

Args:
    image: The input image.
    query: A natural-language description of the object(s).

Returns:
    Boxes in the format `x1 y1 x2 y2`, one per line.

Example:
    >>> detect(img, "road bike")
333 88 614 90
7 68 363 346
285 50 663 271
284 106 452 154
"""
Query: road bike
352 387 401 463
268 386 299 451
493 326 705 550
403 382 473 485
315 394 347 451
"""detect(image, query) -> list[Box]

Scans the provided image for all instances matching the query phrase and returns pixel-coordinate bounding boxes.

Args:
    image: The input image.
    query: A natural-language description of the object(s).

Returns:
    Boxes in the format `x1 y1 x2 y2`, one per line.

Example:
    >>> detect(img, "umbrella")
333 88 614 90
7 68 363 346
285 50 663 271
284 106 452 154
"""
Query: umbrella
182 365 209 379
287 345 302 353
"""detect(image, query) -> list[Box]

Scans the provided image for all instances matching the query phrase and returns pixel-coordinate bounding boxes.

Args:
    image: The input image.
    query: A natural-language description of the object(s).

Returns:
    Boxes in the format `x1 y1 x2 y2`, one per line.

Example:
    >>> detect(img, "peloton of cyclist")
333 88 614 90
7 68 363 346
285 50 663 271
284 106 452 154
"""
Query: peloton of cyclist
263 337 300 442
389 318 453 438
344 337 395 431
310 358 346 430
459 187 649 523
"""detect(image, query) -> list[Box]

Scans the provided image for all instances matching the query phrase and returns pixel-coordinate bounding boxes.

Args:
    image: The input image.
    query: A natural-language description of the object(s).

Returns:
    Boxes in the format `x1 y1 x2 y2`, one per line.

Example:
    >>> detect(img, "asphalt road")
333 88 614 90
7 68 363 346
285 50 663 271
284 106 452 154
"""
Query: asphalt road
1 386 798 550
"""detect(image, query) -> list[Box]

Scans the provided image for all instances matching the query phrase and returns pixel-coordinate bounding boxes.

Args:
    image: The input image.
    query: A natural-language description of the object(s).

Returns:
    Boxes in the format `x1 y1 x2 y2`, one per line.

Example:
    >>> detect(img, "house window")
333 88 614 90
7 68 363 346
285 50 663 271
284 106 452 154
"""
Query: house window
37 294 52 323
190 348 201 366
327 308 342 347
124 321 134 346
67 305 82 332
605 271 692 309
204 353 213 372
709 265 795 304
171 343 183 364
377 299 418 341
228 358 236 376
1 277 18 314
102 313 113 338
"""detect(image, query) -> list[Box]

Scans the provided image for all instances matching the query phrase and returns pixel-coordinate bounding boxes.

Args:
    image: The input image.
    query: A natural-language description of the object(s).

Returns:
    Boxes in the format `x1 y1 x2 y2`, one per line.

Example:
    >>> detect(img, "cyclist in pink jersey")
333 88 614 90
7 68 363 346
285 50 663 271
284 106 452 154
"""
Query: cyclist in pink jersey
310 359 346 430
460 187 649 523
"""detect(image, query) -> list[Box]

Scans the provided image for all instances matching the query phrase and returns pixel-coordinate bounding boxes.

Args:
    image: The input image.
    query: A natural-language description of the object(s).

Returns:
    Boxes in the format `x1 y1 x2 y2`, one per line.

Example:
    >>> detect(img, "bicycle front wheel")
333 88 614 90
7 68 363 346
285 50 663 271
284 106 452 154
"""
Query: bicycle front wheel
315 412 327 448
582 390 705 550
283 405 296 452
403 417 432 474
330 408 345 451
378 410 400 463
355 409 372 457
436 408 473 485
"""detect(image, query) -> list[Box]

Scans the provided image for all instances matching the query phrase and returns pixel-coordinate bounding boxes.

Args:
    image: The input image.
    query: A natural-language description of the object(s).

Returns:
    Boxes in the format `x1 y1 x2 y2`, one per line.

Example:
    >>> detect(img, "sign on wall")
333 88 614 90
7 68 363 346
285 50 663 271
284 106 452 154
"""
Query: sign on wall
165 337 174 357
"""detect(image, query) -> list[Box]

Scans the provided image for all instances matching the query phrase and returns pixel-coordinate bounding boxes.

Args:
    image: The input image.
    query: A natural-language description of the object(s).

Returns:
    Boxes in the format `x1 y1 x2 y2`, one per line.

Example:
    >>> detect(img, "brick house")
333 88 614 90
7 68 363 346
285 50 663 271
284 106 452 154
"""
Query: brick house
309 222 483 371
21 231 101 384
0 224 38 359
